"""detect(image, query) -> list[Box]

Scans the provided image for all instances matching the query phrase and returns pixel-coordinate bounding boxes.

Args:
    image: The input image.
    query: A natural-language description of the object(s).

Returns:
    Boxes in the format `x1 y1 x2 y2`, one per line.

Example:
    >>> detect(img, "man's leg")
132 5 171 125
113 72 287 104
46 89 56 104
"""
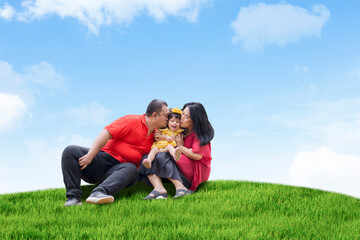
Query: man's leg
62 145 110 206
61 145 89 201
86 162 138 204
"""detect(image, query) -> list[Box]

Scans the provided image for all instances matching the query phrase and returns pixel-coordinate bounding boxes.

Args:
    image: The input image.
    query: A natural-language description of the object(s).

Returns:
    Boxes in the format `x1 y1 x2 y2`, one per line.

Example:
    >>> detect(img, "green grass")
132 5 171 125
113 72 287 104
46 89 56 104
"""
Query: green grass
0 181 359 239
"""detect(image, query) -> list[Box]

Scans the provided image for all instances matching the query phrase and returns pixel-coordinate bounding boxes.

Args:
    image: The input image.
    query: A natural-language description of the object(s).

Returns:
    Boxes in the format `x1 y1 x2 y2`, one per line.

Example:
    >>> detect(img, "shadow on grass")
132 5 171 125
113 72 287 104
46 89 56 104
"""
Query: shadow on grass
79 180 193 202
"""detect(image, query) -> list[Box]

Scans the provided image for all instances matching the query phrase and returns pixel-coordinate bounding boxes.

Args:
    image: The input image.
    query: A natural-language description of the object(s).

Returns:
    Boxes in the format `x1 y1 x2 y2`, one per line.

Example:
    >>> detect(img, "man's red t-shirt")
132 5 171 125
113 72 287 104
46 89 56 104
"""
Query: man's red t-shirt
101 114 154 168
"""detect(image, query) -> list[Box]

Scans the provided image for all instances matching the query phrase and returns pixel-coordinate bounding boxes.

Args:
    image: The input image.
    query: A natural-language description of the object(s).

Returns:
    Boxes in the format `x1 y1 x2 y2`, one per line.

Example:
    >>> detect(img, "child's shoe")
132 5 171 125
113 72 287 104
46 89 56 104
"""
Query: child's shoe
174 148 182 162
143 158 151 168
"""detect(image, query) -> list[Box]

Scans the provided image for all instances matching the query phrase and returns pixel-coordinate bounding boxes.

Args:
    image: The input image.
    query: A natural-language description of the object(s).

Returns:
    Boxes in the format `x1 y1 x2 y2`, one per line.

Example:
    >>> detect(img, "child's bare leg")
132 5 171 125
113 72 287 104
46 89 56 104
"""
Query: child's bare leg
143 148 160 168
148 148 160 162
165 145 182 162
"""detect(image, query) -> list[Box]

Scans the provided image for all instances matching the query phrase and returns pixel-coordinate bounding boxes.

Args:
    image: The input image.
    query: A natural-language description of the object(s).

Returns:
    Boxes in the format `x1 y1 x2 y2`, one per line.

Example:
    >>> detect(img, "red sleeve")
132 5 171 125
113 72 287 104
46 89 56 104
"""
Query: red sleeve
104 115 135 139
192 137 211 159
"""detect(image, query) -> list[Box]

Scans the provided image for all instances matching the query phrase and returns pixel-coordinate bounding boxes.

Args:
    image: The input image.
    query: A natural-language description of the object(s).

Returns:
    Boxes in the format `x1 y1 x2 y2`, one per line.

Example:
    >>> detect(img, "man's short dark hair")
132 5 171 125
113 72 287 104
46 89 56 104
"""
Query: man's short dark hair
146 99 168 117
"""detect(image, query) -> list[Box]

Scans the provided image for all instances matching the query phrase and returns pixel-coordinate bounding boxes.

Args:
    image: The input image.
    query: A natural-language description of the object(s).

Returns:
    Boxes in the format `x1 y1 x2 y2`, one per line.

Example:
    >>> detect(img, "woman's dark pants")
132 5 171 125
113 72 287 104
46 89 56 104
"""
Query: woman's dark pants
61 145 138 199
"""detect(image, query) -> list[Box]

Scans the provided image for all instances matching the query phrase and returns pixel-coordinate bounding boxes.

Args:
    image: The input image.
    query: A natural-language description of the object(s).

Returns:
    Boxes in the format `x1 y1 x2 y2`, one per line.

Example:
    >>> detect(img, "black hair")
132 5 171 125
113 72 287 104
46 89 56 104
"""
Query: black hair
182 102 214 146
146 99 168 117
168 108 182 121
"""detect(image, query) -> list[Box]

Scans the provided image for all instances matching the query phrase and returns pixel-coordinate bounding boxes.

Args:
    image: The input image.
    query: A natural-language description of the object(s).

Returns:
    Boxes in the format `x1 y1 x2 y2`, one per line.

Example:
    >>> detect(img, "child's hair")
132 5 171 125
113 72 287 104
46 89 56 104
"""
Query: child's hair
168 108 182 120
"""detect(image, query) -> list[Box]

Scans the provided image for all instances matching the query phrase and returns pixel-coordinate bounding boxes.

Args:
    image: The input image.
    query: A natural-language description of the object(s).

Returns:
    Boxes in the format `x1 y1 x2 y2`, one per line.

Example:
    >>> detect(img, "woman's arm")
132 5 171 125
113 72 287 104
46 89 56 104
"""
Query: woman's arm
175 134 202 161
178 145 203 160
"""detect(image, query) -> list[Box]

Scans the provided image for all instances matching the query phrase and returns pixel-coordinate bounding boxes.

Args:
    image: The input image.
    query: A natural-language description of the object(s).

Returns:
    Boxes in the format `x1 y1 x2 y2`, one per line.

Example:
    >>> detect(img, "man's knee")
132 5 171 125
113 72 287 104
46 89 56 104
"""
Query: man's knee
121 163 138 178
62 145 84 165
117 163 138 186
63 145 78 156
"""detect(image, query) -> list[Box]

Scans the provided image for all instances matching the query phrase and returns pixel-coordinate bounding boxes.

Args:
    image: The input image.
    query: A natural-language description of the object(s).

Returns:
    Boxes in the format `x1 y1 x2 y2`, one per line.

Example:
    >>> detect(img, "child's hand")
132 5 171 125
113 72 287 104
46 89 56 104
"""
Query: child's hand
154 130 161 141
166 136 174 142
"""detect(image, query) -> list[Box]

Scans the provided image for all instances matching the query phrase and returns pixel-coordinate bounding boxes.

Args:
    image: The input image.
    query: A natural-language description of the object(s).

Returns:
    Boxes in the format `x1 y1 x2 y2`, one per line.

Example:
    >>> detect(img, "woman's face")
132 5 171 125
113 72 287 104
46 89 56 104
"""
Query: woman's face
180 107 194 130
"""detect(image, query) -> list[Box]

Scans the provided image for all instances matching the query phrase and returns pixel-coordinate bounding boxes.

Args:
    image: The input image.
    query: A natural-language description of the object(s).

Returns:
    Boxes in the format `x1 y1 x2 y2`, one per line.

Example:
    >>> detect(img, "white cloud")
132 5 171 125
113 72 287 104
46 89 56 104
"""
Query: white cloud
0 3 15 20
289 147 360 198
0 92 27 130
0 139 64 194
14 0 211 35
23 61 66 91
67 102 113 126
0 60 30 100
269 98 360 154
0 134 93 194
231 2 330 51
0 59 66 105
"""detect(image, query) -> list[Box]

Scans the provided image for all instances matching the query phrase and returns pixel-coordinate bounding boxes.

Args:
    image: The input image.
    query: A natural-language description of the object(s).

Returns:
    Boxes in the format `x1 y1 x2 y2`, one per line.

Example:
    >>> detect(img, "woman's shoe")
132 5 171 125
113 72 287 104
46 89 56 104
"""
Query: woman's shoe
143 190 168 200
173 189 192 198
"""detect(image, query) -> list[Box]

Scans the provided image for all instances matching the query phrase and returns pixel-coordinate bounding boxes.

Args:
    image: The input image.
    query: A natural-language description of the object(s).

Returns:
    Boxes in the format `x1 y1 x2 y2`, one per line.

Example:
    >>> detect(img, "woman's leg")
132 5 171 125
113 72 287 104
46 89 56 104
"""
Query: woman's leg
169 178 192 198
168 178 188 191
147 174 167 194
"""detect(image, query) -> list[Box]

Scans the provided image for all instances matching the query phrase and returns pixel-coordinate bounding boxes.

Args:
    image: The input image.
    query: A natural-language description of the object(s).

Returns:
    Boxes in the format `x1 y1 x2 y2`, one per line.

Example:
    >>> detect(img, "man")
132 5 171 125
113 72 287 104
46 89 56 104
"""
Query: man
62 99 169 206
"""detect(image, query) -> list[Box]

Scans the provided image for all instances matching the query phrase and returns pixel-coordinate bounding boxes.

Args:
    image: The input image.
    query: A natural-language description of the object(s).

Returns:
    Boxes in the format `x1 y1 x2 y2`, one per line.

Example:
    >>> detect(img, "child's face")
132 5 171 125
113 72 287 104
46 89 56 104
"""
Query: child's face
168 116 181 132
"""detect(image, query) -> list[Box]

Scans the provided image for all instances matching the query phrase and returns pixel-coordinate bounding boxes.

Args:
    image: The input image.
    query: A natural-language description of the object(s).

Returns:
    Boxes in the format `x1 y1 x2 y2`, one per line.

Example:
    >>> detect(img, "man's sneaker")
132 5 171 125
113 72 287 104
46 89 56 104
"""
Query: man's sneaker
86 191 114 204
63 198 82 207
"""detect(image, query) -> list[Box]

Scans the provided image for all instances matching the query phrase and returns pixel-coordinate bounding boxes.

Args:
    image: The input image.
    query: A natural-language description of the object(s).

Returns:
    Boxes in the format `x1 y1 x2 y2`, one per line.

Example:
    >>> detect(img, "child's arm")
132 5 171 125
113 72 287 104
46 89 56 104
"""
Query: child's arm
159 134 174 142
155 130 174 142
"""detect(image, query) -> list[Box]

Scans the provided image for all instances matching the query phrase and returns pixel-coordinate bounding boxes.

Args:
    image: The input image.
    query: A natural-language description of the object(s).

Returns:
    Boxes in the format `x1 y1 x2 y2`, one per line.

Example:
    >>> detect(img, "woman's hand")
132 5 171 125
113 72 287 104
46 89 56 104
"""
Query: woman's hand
174 133 184 147
79 153 94 170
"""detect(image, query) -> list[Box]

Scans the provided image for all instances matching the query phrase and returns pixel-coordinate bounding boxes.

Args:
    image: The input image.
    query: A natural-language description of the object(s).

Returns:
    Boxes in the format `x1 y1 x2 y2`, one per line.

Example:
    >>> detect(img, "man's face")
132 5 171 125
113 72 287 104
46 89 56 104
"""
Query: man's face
157 105 169 128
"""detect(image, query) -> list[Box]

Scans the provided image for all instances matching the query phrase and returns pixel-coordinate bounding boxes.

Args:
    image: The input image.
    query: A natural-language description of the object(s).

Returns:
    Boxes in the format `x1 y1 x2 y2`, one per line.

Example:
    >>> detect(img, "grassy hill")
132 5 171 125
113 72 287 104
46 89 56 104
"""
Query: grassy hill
0 181 359 239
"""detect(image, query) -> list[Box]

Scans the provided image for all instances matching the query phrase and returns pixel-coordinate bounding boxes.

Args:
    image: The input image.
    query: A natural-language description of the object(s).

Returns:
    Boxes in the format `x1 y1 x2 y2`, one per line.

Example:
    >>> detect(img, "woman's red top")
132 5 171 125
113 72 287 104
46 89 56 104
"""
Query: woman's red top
176 132 212 191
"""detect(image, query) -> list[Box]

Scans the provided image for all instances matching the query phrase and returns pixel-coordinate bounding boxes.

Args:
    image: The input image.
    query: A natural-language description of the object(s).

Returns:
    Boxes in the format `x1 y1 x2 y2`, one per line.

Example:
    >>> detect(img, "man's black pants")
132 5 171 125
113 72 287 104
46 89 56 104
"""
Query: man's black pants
61 145 138 199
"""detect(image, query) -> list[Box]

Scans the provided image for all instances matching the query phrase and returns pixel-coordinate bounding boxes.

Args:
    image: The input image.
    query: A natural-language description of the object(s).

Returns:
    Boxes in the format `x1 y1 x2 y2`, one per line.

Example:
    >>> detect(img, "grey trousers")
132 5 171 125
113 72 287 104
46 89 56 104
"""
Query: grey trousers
61 145 138 199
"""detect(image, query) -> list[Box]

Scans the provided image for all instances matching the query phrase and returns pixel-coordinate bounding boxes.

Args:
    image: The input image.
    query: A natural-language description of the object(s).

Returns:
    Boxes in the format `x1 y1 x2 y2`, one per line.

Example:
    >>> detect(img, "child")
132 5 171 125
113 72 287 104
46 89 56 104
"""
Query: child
142 108 184 169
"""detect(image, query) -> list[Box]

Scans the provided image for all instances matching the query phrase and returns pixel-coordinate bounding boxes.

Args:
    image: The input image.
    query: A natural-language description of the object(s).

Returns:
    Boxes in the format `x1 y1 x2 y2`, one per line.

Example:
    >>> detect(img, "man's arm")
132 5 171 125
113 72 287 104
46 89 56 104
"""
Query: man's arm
79 129 112 170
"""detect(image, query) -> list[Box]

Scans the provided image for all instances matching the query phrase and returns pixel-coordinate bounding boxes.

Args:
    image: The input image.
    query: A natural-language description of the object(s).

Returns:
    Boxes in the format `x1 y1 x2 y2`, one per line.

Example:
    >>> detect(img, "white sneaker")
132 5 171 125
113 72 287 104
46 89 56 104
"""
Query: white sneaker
86 191 114 204
64 198 82 207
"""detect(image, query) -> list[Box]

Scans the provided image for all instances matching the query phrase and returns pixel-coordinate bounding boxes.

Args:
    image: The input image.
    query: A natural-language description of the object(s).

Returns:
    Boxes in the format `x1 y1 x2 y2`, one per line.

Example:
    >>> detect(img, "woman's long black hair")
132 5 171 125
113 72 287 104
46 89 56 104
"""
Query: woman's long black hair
183 102 214 146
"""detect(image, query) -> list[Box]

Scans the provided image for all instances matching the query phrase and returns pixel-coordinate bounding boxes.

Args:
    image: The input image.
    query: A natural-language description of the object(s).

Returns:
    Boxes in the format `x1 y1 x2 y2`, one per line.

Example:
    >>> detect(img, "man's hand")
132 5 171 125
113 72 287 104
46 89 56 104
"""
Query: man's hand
79 153 94 170
78 129 111 170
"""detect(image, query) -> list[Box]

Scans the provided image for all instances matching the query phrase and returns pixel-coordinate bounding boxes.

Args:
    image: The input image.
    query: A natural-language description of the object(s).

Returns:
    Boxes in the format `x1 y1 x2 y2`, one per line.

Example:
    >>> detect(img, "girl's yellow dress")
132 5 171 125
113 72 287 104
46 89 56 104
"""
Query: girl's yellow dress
151 128 184 150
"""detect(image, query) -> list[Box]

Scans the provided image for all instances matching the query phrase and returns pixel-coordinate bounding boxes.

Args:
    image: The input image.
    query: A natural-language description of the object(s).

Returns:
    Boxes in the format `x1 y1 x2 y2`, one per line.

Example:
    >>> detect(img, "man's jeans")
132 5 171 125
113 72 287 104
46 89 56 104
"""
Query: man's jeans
61 145 138 199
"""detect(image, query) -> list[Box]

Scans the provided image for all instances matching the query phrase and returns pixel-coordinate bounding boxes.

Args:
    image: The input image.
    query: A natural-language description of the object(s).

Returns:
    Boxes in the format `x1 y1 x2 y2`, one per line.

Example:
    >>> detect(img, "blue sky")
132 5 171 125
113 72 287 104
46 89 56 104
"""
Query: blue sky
1 0 359 198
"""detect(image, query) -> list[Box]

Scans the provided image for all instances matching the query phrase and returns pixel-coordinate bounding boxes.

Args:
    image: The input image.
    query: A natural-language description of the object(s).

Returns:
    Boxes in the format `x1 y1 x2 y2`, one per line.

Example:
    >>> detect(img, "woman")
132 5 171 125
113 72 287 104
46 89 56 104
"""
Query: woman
139 102 214 199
